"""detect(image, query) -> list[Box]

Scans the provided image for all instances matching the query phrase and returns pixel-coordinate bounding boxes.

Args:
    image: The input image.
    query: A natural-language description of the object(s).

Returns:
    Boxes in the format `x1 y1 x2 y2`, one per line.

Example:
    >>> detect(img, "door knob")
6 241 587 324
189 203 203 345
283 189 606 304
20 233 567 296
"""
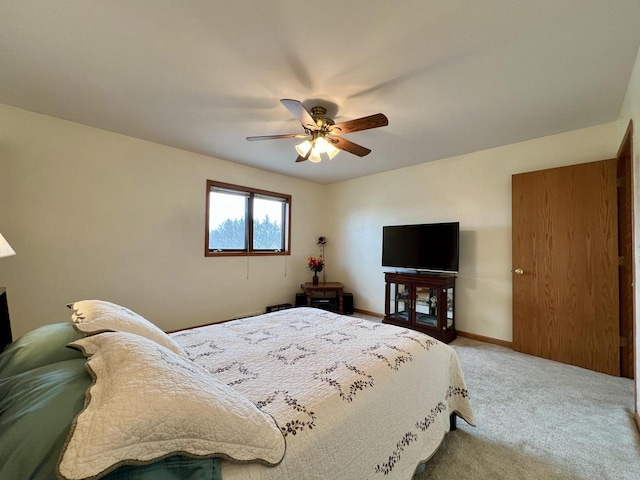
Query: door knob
514 268 524 275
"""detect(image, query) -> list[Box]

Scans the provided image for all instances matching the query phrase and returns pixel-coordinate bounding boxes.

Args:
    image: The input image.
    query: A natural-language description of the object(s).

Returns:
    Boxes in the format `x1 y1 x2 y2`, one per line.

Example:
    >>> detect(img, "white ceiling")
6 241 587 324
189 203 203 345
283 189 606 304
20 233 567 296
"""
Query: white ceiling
1 1 639 184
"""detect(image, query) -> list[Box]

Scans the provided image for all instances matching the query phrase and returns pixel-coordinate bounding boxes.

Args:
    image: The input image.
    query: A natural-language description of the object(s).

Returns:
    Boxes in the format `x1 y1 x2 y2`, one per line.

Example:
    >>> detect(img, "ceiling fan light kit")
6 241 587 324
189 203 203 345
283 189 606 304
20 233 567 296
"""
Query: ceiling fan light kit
246 99 388 164
295 134 340 163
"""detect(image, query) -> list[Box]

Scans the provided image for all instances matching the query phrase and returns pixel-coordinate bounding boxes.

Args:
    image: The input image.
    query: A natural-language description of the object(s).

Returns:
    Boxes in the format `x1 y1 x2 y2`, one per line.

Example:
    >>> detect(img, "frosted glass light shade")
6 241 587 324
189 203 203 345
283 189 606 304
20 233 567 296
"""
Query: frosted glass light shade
295 140 312 157
0 233 16 259
308 148 322 163
325 142 339 159
314 136 330 152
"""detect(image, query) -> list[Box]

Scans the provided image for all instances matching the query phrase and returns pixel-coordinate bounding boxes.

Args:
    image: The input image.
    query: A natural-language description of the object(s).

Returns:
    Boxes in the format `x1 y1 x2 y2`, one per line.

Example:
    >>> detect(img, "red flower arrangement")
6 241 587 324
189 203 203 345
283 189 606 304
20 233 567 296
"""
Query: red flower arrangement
307 256 325 274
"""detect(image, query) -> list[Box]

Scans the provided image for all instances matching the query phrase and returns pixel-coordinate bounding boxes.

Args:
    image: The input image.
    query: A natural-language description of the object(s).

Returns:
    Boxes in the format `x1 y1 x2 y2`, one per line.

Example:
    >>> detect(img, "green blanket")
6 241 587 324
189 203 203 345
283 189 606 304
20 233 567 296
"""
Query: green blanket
0 323 221 480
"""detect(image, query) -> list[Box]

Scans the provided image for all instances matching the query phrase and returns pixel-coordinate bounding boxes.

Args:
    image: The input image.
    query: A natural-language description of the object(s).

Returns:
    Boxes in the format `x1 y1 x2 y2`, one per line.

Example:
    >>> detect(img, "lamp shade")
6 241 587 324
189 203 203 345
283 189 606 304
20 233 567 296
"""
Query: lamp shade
0 233 16 259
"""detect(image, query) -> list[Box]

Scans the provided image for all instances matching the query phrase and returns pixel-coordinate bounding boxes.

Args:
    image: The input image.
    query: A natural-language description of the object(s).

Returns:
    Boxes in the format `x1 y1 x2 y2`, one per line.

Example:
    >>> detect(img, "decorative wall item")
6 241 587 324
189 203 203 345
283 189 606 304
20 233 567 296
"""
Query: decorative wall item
317 236 327 281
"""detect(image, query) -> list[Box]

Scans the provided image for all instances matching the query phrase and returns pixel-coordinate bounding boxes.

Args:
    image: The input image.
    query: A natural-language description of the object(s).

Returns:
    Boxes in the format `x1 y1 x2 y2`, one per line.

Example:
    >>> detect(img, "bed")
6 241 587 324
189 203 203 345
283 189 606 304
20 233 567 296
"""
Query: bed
0 300 475 480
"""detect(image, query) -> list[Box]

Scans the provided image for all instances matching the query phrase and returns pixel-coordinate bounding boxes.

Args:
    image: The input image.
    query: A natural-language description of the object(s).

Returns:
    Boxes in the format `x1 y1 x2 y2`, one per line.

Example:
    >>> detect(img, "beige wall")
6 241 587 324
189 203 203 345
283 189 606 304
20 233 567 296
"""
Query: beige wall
619 42 640 422
324 121 626 342
0 96 633 345
0 104 325 337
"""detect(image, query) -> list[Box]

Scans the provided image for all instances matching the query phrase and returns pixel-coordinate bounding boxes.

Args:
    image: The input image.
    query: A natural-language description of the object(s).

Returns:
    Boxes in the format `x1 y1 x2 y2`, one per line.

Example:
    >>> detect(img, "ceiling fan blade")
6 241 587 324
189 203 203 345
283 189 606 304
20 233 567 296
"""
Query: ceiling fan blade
280 99 318 130
246 133 308 141
329 113 388 135
330 136 372 157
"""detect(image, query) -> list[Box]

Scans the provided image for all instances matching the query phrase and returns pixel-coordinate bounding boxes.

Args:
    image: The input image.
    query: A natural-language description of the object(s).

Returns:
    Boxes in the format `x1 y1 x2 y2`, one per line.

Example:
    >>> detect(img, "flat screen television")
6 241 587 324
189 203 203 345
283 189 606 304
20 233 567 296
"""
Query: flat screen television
382 222 460 273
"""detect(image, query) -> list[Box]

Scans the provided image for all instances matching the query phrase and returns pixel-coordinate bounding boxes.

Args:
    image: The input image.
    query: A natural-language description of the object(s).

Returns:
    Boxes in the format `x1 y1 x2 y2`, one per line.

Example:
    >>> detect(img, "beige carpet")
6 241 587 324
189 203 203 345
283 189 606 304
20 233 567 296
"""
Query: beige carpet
415 337 640 479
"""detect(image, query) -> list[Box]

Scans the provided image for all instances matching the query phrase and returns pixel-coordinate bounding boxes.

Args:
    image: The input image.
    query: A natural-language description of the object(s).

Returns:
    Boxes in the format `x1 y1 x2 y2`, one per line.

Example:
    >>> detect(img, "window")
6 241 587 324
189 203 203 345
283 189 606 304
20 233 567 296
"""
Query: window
205 180 291 256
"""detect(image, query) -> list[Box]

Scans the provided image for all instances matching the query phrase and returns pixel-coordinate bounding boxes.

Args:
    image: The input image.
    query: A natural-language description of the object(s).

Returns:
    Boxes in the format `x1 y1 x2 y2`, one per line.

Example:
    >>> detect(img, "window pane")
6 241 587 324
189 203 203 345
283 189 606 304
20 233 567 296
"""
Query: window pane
208 191 247 250
252 197 284 250
205 180 290 256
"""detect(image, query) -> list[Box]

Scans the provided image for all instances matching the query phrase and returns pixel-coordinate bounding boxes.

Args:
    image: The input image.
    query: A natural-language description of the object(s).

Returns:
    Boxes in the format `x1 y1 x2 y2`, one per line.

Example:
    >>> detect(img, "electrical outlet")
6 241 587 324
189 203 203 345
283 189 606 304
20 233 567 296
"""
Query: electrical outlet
299 283 304 289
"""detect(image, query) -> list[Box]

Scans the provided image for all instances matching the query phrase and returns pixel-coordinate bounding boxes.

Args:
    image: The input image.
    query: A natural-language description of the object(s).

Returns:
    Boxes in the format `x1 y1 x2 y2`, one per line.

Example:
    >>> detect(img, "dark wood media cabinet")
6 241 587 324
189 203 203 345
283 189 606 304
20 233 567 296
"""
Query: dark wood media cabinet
383 272 456 343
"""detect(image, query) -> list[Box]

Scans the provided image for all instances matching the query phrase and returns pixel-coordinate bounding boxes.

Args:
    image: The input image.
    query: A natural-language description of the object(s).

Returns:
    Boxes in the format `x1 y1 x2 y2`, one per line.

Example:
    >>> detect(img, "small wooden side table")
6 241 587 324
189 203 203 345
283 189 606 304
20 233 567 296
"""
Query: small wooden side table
303 282 344 314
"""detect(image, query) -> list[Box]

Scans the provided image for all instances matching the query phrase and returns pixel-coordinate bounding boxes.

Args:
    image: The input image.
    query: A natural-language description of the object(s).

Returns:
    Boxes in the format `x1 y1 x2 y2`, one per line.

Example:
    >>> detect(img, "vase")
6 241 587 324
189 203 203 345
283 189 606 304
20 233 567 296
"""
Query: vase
312 275 319 285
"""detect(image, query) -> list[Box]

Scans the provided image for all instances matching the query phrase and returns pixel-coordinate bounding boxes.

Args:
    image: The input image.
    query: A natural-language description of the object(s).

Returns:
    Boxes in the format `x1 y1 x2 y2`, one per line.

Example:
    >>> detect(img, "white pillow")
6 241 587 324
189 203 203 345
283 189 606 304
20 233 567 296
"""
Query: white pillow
69 299 187 358
58 332 286 480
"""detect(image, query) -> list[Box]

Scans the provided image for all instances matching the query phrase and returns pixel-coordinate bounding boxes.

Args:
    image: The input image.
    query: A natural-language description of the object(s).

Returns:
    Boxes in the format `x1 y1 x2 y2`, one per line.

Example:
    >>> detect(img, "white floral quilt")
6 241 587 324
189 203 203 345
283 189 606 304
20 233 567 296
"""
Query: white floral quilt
171 308 475 480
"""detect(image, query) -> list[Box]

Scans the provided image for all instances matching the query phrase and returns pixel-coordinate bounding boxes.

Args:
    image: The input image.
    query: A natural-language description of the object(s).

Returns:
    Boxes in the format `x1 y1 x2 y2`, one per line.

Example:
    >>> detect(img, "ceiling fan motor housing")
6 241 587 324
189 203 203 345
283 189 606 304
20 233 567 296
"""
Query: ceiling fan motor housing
310 106 334 131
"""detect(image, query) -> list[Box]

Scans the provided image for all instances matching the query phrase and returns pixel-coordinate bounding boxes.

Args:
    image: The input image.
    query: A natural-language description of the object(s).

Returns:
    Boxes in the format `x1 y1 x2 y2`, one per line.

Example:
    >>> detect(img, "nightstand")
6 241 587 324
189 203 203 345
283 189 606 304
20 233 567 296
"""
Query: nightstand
303 282 344 314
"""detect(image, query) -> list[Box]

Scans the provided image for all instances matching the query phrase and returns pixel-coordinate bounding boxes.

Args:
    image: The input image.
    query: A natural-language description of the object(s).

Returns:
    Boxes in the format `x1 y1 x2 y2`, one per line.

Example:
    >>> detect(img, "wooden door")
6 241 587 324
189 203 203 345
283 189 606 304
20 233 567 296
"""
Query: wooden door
512 159 620 376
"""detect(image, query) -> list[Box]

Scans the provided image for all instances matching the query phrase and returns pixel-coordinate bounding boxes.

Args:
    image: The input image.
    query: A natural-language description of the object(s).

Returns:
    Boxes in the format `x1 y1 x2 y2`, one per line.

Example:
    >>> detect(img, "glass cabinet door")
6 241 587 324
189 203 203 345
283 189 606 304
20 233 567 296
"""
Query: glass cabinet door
388 282 411 324
446 287 454 329
414 285 438 328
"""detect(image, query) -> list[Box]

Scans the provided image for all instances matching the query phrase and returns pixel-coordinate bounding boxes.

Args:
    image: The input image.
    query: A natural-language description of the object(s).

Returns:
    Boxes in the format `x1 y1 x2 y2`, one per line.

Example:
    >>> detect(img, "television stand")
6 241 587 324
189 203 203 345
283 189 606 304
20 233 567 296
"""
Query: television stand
383 272 456 343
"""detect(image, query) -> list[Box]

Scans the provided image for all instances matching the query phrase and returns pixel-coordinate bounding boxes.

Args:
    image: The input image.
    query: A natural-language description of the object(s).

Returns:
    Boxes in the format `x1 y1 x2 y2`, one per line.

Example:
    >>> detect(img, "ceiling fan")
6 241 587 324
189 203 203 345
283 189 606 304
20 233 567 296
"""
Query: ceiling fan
246 99 388 163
